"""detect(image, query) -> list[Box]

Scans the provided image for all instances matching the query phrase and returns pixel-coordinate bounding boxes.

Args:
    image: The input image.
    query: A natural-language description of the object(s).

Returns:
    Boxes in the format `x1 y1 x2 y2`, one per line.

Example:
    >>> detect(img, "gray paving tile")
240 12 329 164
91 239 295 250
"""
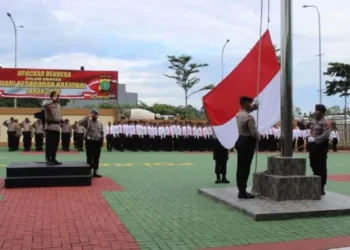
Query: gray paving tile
198 187 350 221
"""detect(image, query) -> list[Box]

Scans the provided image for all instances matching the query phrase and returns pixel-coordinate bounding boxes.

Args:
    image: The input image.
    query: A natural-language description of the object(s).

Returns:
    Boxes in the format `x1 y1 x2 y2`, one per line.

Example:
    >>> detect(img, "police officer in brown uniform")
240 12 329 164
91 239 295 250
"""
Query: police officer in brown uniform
307 104 330 195
79 110 104 177
234 96 259 199
3 117 16 151
42 91 63 165
61 119 72 151
20 118 32 151
32 119 44 151
72 122 85 151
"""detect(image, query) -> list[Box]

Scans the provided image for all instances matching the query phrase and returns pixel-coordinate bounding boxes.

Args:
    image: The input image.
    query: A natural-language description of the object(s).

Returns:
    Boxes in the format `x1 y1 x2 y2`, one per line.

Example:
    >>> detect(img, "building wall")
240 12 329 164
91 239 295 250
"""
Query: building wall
0 108 115 145
66 83 138 108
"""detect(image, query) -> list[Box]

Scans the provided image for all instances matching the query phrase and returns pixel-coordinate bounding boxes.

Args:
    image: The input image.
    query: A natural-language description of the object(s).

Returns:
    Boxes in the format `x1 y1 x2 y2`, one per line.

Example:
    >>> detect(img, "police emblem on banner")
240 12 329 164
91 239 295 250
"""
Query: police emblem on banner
99 75 112 92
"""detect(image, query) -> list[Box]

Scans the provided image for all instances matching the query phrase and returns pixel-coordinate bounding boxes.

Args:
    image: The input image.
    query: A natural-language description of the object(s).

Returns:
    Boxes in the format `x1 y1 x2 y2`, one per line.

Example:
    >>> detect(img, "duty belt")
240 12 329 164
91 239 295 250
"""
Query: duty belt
86 136 101 141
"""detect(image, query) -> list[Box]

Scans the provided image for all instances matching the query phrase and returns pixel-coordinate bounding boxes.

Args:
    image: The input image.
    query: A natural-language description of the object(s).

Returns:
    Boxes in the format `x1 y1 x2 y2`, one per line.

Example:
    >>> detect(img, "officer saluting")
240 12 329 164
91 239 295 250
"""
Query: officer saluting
79 110 104 177
42 91 62 165
234 96 259 199
307 104 330 195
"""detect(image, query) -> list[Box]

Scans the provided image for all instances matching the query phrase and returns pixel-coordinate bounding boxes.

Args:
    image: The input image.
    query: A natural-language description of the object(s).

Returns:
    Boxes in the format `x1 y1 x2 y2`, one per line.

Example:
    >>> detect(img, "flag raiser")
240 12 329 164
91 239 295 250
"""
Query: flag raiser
203 30 281 149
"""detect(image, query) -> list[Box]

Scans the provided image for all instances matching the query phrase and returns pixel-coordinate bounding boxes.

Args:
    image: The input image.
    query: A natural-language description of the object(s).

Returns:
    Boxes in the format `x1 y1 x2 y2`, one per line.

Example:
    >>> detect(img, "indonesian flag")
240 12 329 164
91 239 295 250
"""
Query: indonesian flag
203 30 281 149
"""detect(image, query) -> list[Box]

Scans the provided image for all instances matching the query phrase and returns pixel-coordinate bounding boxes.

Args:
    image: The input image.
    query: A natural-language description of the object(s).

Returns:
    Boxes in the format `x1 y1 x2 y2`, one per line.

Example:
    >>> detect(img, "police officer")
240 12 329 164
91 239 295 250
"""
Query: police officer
42 91 63 165
79 110 104 177
3 117 16 151
72 123 85 151
32 119 44 151
20 118 32 151
234 96 259 199
213 133 230 184
307 104 330 195
61 119 72 151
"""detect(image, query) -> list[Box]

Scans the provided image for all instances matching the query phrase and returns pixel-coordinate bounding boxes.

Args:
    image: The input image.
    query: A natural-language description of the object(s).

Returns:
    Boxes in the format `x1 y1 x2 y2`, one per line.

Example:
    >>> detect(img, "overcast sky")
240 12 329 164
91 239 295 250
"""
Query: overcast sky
1 0 349 113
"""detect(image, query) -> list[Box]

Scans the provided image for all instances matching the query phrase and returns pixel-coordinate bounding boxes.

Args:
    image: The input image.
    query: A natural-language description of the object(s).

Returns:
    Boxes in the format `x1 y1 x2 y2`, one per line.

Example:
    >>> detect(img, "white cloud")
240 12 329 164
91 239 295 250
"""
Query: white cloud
1 0 350 112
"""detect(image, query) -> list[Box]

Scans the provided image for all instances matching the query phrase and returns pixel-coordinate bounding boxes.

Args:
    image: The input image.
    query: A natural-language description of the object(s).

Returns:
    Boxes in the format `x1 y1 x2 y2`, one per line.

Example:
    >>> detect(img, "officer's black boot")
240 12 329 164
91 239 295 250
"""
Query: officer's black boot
52 153 62 165
238 188 255 199
221 174 230 184
93 168 102 178
321 186 325 195
215 174 221 184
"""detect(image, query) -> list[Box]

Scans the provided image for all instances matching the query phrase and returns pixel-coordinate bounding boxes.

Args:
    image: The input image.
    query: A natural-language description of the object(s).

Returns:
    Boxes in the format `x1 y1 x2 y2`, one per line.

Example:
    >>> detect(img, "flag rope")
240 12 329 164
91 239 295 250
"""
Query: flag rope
253 0 265 176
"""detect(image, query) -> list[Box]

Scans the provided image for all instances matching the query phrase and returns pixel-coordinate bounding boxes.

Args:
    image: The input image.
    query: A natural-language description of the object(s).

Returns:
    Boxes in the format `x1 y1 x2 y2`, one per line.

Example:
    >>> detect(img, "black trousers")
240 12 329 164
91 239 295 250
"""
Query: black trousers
235 136 257 193
22 131 32 151
131 135 139 151
309 142 328 188
154 136 161 151
86 139 102 170
118 134 125 151
106 134 113 151
332 138 338 152
45 130 60 162
73 132 78 148
297 137 304 152
76 133 84 151
7 131 16 150
143 135 150 151
35 133 44 151
215 158 228 175
61 133 71 150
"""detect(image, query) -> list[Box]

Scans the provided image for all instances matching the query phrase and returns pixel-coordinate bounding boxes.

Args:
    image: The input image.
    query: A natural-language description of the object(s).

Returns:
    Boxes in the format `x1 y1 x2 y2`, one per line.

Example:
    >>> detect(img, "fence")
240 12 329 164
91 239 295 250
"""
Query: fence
336 123 350 149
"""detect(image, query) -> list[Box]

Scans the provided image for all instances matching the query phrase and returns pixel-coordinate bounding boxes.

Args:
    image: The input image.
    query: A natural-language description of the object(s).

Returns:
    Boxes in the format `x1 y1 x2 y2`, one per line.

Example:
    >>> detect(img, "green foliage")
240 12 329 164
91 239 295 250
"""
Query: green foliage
0 98 70 107
324 62 350 99
164 54 213 119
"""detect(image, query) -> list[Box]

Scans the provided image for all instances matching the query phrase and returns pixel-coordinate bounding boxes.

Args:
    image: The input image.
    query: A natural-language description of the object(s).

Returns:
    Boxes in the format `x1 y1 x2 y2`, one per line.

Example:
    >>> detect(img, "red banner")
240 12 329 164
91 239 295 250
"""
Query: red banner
0 68 118 100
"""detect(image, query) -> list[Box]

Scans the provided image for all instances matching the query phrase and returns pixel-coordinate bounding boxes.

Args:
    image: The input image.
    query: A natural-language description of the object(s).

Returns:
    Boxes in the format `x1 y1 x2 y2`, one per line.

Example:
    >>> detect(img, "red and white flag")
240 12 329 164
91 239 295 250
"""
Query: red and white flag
203 30 280 149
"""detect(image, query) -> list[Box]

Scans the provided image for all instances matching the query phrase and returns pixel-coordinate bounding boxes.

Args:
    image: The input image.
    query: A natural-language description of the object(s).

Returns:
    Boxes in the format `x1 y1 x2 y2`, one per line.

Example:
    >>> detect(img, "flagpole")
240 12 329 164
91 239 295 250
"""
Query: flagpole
280 0 293 157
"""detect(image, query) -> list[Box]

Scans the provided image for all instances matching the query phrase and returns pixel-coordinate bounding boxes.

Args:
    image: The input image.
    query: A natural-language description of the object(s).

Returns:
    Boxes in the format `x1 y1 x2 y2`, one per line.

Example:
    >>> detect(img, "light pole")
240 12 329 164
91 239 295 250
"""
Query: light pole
7 13 23 108
221 39 230 80
303 5 322 104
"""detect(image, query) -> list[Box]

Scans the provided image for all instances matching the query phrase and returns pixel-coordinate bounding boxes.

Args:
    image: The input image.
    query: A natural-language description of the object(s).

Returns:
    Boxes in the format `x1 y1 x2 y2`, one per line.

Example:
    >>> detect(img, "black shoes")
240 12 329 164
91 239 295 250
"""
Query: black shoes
238 192 255 199
214 175 230 184
46 160 62 165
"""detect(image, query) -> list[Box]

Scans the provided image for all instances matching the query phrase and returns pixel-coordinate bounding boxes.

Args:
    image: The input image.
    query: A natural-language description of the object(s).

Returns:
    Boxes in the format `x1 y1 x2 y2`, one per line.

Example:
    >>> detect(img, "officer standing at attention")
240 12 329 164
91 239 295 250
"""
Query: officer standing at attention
3 117 16 151
61 119 72 151
307 104 330 195
32 119 44 151
212 133 230 184
234 96 259 199
42 91 62 165
79 110 104 177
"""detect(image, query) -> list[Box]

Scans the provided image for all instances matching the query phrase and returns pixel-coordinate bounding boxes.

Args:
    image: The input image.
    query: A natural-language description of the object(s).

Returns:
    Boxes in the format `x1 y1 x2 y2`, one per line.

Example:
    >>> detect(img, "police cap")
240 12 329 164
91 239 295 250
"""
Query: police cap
91 109 99 116
239 96 254 105
49 91 56 98
315 104 326 113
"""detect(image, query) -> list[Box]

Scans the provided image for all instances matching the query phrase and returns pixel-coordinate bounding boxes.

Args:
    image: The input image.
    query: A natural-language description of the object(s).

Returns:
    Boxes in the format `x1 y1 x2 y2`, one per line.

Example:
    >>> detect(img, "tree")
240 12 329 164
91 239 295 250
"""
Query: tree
325 105 342 115
0 98 70 108
164 55 213 119
324 62 350 146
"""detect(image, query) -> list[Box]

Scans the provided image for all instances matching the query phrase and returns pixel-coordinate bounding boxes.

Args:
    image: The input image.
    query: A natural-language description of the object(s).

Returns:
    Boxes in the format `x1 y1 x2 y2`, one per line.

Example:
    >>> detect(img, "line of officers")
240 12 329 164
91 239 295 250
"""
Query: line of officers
104 121 216 152
2 117 92 152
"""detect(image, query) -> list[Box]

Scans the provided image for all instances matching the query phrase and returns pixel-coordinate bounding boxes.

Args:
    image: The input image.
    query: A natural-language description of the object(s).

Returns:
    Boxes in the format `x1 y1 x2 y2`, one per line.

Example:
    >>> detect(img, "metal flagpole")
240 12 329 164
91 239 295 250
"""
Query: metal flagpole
280 0 293 157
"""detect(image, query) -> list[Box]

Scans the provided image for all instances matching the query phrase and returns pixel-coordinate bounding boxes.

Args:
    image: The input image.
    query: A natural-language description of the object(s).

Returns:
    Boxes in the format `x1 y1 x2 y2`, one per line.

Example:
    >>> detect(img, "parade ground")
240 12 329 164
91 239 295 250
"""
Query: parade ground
0 148 349 250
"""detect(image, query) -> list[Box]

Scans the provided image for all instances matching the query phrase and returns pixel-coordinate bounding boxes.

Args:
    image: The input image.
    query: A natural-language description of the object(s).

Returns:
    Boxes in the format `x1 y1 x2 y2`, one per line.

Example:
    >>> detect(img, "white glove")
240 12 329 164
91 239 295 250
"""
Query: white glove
308 137 315 143
252 99 260 106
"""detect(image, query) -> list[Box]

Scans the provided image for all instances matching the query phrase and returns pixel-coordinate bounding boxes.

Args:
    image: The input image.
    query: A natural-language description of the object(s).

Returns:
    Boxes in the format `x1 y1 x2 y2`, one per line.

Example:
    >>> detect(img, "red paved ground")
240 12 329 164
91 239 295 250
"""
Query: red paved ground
21 151 80 155
329 174 350 182
0 177 139 250
202 235 350 250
